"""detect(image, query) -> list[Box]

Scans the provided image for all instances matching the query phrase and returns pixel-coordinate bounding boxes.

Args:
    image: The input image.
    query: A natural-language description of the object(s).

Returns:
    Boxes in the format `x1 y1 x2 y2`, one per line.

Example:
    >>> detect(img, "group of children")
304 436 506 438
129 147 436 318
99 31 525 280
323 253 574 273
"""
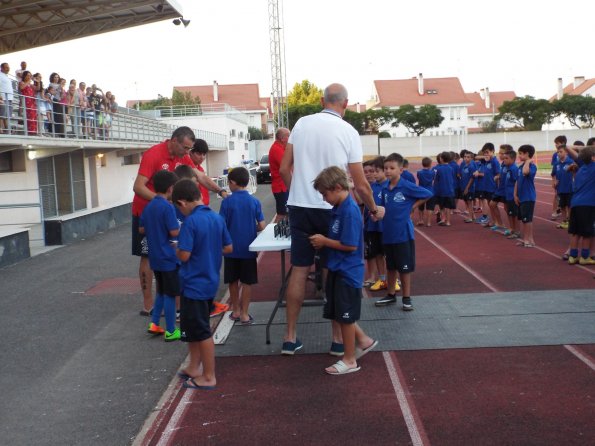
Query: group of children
139 165 264 390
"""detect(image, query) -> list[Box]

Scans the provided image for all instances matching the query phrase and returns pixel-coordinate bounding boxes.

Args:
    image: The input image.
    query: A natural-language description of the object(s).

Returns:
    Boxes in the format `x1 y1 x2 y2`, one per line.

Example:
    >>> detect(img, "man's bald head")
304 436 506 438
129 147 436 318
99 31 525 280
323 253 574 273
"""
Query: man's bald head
323 83 348 105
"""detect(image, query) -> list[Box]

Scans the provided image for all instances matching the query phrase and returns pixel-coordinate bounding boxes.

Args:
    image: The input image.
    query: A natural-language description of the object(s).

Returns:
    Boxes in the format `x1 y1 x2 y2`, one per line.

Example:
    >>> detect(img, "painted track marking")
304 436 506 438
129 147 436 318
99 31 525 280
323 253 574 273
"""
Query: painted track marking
155 391 192 446
564 345 595 371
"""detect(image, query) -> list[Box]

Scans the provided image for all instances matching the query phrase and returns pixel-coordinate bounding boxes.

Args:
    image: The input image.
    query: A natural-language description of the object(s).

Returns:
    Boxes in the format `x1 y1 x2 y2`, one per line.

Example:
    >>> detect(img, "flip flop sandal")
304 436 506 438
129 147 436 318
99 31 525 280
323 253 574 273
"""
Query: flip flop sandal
325 360 361 375
228 313 241 321
355 339 378 360
240 315 254 325
523 242 535 248
183 378 216 390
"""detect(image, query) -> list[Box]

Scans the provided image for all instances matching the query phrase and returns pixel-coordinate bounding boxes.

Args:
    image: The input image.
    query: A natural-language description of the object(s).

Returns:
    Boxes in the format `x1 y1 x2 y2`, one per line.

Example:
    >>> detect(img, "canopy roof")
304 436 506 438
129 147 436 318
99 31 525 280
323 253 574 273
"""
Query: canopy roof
0 0 184 54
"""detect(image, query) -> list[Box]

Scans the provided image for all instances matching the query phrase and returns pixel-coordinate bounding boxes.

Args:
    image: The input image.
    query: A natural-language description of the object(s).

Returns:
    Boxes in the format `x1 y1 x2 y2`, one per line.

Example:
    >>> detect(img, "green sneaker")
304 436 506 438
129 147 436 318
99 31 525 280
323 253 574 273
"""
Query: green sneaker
164 328 181 342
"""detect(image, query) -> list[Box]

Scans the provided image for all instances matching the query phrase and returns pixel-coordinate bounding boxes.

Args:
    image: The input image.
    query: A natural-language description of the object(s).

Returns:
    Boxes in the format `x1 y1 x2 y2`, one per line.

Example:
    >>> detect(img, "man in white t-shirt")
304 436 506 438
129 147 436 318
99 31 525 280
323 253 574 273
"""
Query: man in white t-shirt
279 83 385 355
0 62 14 134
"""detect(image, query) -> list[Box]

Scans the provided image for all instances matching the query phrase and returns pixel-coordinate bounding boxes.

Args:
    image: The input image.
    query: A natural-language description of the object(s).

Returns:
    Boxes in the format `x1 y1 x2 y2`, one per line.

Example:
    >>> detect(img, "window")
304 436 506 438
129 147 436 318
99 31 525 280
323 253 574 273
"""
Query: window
238 131 244 139
456 108 461 120
0 151 13 172
449 108 454 120
244 143 248 151
230 129 236 137
0 150 26 173
121 154 141 165
229 141 235 151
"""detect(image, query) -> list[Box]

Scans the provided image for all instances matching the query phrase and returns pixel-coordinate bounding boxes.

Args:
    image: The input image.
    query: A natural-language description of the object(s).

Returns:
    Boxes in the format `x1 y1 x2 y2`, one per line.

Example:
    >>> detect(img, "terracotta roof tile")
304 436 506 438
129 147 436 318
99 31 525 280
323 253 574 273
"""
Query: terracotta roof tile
549 78 595 101
347 103 367 112
174 83 266 111
373 77 473 107
466 91 516 115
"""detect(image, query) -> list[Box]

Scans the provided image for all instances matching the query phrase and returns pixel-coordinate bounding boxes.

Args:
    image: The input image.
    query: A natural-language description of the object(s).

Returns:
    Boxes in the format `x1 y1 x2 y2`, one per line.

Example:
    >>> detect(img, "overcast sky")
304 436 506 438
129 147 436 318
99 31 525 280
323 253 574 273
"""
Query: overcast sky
5 0 592 106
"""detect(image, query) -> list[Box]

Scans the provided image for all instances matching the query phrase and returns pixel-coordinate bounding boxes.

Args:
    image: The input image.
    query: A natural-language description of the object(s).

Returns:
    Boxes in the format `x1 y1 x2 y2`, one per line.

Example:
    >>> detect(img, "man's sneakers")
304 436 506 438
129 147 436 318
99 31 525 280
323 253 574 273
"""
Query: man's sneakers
147 322 165 335
402 297 413 311
370 279 387 291
375 294 397 306
210 301 229 317
281 338 303 355
165 328 181 342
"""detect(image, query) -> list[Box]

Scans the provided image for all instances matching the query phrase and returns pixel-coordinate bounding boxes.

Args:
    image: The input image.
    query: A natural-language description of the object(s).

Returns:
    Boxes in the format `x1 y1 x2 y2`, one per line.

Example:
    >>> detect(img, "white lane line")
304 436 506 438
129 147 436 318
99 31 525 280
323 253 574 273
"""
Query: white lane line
383 351 429 446
564 345 595 371
415 229 500 292
530 244 594 275
155 391 193 446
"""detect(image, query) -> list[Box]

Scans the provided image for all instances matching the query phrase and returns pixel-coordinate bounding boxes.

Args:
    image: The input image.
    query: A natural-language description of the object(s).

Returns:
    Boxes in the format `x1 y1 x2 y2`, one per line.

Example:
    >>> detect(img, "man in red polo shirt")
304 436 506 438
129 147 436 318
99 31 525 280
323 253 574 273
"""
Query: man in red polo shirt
132 126 228 315
268 127 290 222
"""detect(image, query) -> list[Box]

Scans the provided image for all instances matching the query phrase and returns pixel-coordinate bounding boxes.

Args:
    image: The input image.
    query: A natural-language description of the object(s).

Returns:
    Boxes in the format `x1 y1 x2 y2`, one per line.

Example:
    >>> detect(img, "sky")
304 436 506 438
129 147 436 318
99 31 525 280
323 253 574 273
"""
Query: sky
4 0 592 107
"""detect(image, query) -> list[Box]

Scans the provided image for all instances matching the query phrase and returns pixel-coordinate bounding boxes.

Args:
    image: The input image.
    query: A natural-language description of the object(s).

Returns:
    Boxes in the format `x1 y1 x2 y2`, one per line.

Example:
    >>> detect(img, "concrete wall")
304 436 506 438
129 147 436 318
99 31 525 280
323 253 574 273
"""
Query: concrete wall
0 229 30 268
93 152 138 206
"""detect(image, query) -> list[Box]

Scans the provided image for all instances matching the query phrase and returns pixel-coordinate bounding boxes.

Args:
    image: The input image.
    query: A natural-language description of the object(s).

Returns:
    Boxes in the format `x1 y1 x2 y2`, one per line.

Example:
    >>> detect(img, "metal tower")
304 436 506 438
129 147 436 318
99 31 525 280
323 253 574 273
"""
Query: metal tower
268 0 288 130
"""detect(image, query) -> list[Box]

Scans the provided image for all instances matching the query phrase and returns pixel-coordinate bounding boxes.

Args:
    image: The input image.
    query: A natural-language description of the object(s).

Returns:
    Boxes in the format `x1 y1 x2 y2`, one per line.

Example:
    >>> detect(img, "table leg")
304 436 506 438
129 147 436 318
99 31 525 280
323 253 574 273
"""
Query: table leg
266 249 291 344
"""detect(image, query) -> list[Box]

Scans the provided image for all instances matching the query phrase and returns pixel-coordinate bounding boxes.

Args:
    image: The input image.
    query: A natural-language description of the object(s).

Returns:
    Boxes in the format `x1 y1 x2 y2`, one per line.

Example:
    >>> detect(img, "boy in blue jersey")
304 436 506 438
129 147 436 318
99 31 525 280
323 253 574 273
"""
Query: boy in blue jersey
551 146 575 230
365 157 392 291
219 167 266 325
459 150 477 223
401 159 416 183
375 153 432 310
474 143 500 226
564 146 595 265
514 145 537 247
434 151 456 226
416 157 436 227
487 145 508 231
550 135 567 219
174 179 233 389
139 170 181 341
362 160 378 286
309 167 378 375
502 150 520 238
448 151 461 213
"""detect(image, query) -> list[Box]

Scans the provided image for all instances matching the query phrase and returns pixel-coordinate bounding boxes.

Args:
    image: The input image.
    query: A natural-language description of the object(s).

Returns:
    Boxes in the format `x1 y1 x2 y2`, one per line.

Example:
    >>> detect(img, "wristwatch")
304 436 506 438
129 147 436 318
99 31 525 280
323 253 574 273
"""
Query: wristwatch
217 189 227 197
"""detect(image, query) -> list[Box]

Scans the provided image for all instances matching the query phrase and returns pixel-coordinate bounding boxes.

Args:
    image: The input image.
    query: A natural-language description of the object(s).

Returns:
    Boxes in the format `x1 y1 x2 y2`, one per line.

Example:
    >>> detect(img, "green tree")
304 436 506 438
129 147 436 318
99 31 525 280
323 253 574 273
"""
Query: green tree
553 94 595 128
138 89 200 110
287 80 323 105
288 103 322 128
343 109 365 134
248 126 266 140
496 96 554 131
378 131 391 138
391 104 444 136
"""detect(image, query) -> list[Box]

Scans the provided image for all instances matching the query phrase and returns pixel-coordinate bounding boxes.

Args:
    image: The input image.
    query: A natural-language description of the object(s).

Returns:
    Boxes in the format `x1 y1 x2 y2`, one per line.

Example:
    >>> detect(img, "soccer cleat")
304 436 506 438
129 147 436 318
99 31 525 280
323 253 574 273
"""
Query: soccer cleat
370 279 387 291
164 328 181 342
375 294 397 306
568 256 579 265
147 323 165 335
579 257 595 265
210 301 229 318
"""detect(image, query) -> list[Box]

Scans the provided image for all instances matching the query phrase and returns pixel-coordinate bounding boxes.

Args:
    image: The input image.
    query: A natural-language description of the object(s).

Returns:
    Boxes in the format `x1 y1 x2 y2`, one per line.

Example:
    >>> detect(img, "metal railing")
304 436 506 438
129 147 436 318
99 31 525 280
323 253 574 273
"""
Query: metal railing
0 187 45 244
154 103 250 125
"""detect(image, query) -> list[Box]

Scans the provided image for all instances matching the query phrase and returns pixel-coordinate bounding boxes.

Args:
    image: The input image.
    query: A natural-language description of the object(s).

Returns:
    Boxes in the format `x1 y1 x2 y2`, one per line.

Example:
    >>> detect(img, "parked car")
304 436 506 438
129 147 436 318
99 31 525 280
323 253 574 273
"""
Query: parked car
256 154 270 183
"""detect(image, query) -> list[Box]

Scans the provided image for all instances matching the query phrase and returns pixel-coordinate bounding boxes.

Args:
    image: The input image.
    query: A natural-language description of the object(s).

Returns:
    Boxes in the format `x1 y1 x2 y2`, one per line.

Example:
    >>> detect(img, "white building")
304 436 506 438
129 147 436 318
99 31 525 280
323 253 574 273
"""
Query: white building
466 88 517 133
546 76 595 131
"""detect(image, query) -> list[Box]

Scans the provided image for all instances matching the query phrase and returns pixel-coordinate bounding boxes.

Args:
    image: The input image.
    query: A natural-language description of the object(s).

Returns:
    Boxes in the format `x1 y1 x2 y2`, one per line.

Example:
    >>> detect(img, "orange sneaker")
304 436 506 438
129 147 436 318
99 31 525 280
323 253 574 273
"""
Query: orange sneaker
147 322 165 335
210 301 230 317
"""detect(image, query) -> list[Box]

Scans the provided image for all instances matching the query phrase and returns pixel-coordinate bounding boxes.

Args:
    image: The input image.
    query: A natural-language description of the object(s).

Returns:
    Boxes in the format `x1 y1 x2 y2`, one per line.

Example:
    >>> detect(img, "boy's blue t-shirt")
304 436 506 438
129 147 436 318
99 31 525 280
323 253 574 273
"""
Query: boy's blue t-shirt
474 159 486 191
517 162 537 202
433 164 455 197
504 163 519 201
552 157 575 194
448 160 459 188
326 195 364 288
139 196 179 272
417 168 435 193
459 161 477 193
482 157 501 193
570 161 595 207
178 205 232 300
495 162 507 197
401 170 416 184
381 178 433 244
219 190 264 259
366 179 388 232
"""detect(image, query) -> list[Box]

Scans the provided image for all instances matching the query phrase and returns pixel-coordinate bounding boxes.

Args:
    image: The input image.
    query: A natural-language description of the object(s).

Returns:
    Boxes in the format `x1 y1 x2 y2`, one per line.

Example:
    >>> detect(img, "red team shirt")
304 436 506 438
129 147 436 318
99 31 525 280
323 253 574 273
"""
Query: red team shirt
196 163 210 206
268 140 287 194
132 140 196 216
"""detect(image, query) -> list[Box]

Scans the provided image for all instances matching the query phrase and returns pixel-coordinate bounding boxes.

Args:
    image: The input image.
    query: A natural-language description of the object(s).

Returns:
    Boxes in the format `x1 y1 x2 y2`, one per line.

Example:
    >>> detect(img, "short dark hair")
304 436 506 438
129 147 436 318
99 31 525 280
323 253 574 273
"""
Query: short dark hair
518 144 535 158
500 144 513 152
573 140 585 146
363 159 374 168
153 170 178 194
228 166 250 187
440 151 453 163
482 142 495 152
313 166 350 192
174 164 197 180
372 156 385 170
402 159 409 168
384 152 404 166
578 146 594 164
554 135 567 145
504 150 516 160
171 126 196 143
191 138 209 154
172 178 201 203
586 137 595 146
422 157 432 168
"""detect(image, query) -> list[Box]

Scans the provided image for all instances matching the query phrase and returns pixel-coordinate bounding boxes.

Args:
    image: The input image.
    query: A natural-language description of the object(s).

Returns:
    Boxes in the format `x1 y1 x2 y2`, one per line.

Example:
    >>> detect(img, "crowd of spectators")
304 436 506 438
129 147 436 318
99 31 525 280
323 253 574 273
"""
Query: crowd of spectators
0 60 119 139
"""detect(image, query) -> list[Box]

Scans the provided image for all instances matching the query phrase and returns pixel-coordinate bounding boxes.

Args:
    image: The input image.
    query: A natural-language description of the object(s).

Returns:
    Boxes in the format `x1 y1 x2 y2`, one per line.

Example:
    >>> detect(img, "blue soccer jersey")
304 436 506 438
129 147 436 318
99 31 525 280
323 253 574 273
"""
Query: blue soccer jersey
366 179 388 232
495 162 507 197
178 205 232 300
381 179 433 244
448 160 459 188
401 170 416 184
417 168 435 193
219 190 264 259
140 196 180 272
482 157 501 193
552 157 575 194
433 164 455 198
459 161 477 194
504 163 519 201
570 161 595 207
326 195 364 288
517 162 537 202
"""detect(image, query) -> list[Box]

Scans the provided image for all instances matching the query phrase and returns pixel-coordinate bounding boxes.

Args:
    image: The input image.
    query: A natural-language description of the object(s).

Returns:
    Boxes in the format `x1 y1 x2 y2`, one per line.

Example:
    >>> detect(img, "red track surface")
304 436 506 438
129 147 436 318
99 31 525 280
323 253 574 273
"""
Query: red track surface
138 165 594 445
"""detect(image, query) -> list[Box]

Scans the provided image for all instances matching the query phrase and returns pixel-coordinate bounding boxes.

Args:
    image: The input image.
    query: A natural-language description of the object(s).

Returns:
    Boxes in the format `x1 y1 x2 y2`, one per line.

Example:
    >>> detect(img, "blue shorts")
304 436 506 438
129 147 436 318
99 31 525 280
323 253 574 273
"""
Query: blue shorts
383 240 415 273
323 270 361 324
180 297 213 342
288 206 331 267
